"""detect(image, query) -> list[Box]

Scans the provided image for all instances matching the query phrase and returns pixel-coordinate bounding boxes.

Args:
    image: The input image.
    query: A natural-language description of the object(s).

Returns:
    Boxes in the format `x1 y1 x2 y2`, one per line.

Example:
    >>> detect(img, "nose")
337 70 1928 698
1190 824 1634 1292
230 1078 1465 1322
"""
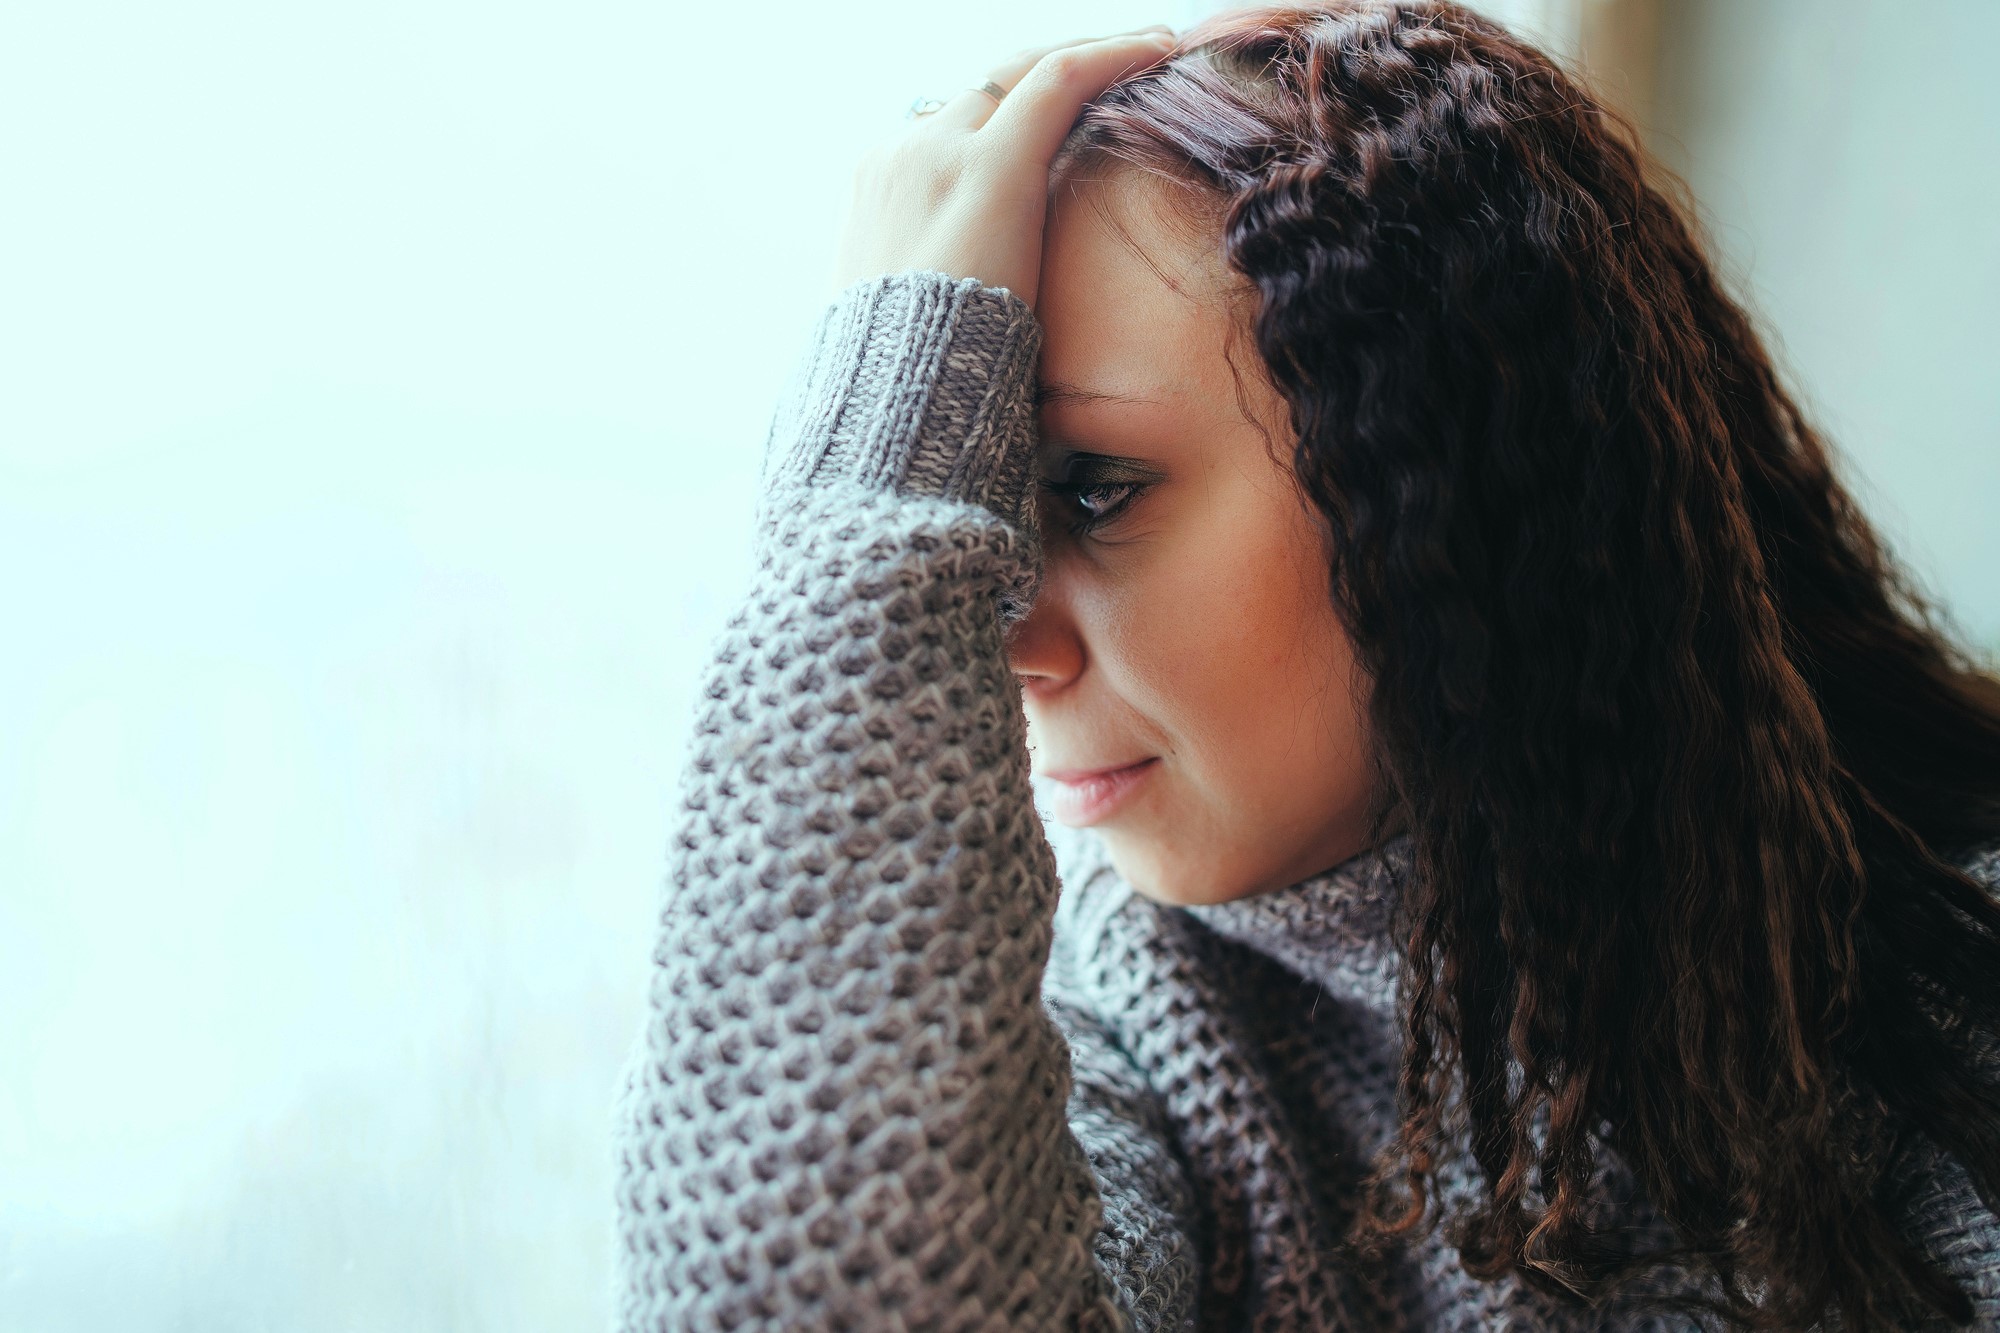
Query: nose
1004 556 1085 700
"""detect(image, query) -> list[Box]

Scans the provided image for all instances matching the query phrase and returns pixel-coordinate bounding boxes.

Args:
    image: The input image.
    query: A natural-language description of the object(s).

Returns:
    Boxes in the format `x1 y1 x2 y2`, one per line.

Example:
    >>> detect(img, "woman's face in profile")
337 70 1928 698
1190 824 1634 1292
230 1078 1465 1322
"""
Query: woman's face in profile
1008 171 1384 907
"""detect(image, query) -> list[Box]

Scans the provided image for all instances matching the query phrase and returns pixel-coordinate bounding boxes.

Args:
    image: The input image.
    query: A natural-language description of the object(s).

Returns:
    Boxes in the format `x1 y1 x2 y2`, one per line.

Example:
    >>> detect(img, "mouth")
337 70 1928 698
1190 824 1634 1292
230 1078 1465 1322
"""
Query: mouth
1041 757 1160 828
1040 758 1156 784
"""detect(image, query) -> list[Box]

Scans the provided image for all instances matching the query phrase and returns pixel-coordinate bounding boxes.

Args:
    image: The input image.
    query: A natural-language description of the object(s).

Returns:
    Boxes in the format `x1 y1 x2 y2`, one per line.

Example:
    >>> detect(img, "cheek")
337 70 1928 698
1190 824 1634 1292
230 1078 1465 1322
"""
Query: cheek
1125 498 1363 779
1231 565 1363 773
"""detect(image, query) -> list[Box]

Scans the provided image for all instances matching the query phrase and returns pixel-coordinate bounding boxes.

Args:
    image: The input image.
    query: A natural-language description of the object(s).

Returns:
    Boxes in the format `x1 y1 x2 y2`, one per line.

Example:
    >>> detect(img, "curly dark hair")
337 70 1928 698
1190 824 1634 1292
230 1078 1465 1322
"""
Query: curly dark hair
1049 2 2000 1328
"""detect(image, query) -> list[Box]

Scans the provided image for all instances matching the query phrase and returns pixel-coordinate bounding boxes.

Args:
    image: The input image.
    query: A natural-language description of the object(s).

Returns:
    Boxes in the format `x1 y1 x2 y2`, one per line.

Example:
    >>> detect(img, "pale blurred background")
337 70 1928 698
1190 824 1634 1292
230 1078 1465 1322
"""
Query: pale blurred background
1 0 1993 1328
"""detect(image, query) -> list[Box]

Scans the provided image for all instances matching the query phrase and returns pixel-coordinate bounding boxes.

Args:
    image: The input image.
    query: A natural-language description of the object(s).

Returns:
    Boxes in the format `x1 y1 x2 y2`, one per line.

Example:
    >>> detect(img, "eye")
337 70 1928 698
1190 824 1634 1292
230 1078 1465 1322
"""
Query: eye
1036 449 1162 539
1039 473 1148 537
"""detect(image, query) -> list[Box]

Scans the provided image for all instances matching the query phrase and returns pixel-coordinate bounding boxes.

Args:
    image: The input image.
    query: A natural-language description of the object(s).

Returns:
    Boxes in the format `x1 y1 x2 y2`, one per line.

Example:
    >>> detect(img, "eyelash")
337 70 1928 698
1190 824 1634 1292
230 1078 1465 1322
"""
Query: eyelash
1039 474 1148 537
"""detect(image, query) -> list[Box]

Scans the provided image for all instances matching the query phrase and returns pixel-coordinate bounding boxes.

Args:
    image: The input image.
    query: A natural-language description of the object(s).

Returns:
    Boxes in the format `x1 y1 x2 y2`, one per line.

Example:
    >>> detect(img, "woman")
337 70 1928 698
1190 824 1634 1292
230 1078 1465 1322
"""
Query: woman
611 3 2000 1329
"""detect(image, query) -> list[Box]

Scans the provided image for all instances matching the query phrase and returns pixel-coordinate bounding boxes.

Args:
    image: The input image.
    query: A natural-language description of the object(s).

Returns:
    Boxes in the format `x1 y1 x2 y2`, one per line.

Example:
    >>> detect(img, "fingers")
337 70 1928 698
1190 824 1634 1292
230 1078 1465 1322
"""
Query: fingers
978 28 1177 164
920 25 1175 135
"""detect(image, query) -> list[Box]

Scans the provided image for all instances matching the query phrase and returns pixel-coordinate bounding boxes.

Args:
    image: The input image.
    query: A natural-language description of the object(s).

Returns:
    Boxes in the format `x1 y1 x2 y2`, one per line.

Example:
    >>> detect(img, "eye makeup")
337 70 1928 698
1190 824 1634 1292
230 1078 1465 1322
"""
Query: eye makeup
1038 451 1163 538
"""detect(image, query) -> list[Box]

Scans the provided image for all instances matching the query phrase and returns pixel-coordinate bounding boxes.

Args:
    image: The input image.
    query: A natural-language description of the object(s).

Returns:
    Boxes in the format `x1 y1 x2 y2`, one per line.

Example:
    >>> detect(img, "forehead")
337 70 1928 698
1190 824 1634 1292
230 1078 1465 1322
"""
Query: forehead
1036 174 1244 417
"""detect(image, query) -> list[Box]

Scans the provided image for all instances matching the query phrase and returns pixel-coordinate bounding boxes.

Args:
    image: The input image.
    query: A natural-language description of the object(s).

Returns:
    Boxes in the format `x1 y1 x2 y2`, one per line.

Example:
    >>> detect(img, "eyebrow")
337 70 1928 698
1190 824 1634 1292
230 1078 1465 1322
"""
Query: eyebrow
1032 380 1159 410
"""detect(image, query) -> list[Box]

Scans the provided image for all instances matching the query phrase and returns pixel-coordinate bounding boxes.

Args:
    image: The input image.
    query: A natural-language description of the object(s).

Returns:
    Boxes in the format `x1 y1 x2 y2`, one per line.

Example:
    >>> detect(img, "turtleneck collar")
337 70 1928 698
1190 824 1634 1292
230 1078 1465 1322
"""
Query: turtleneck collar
1042 804 1417 1024
1170 831 1415 1023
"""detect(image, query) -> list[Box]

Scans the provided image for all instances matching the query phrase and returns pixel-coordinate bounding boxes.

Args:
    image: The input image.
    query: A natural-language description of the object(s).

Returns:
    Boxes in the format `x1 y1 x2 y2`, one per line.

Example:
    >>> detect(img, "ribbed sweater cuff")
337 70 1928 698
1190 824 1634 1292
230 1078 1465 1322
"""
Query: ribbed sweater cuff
758 268 1045 530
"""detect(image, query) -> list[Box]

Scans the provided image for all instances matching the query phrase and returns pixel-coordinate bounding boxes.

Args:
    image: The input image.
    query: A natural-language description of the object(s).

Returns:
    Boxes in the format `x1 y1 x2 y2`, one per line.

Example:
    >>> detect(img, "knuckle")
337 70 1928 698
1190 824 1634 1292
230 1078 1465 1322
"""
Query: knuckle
1037 49 1089 83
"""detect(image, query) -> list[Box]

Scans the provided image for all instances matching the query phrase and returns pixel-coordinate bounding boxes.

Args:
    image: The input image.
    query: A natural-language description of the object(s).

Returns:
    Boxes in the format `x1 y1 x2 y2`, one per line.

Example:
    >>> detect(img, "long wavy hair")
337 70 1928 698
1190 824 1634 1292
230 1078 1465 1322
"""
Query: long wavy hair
1049 2 2000 1327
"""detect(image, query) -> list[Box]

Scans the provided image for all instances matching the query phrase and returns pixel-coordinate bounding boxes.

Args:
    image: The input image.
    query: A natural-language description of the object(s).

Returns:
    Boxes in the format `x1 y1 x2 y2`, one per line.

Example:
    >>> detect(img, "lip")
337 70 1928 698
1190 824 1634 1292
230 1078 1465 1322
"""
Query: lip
1041 757 1159 827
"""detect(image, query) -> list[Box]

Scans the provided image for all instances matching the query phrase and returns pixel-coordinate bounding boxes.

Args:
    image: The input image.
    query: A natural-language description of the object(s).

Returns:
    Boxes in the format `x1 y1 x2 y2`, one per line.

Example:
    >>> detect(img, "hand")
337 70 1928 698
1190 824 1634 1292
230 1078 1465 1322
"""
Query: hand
829 25 1179 313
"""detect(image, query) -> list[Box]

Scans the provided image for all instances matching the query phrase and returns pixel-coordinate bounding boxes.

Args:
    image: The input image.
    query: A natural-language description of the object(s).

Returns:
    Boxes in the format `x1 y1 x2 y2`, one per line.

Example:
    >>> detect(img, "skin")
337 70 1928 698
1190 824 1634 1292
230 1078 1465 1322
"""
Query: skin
1006 172 1389 908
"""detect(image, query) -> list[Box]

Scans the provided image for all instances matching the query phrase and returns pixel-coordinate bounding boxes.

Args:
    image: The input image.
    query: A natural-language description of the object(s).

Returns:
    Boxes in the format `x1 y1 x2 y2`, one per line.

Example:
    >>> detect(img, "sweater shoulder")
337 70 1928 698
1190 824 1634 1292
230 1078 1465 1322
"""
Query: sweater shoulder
1875 833 2000 1325
1951 834 2000 896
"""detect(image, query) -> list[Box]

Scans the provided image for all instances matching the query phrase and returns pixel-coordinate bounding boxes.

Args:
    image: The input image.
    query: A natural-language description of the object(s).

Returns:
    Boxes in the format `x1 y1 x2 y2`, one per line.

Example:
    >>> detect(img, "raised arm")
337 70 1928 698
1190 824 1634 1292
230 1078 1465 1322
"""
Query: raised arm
608 267 1198 1332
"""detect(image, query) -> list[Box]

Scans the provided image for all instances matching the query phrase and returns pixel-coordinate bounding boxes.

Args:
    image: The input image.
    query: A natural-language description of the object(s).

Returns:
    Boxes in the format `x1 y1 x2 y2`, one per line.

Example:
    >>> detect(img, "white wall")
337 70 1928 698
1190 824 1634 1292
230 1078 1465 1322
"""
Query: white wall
1647 0 2000 653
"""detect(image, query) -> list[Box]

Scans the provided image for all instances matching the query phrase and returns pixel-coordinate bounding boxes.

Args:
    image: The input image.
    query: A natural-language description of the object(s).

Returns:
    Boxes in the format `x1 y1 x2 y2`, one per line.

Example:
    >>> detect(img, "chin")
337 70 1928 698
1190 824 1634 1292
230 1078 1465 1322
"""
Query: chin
1102 834 1255 908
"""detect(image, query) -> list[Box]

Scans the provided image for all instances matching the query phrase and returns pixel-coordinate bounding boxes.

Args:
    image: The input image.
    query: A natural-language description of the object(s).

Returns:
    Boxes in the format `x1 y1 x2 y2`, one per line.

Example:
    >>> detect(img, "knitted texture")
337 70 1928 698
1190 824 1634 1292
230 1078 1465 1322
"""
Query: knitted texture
609 267 2000 1332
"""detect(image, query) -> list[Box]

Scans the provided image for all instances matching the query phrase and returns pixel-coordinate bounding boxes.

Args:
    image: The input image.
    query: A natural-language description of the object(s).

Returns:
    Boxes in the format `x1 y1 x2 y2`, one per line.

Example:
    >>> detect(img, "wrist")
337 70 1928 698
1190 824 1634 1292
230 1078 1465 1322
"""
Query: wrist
759 269 1044 530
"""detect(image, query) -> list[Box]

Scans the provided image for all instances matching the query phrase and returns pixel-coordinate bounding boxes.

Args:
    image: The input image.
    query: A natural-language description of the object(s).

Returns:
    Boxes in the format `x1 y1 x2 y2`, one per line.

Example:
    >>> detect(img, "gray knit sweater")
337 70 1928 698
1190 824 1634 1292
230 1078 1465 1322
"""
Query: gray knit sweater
609 268 2000 1332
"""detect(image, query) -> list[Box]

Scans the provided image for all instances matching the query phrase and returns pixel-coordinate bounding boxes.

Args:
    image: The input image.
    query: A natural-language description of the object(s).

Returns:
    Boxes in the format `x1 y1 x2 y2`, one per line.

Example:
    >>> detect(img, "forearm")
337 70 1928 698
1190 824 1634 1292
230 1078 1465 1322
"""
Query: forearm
610 270 1135 1332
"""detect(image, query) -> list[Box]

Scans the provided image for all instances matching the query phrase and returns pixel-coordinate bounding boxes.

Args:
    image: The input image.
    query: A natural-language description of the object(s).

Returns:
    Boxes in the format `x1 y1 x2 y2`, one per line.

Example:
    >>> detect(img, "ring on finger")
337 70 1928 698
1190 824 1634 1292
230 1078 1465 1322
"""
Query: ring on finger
906 79 1010 120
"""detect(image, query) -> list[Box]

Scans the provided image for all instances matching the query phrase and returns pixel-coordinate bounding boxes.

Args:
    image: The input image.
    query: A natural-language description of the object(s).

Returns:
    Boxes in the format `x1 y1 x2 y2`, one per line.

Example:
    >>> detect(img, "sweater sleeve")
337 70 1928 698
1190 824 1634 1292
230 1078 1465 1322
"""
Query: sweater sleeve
609 269 1183 1332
